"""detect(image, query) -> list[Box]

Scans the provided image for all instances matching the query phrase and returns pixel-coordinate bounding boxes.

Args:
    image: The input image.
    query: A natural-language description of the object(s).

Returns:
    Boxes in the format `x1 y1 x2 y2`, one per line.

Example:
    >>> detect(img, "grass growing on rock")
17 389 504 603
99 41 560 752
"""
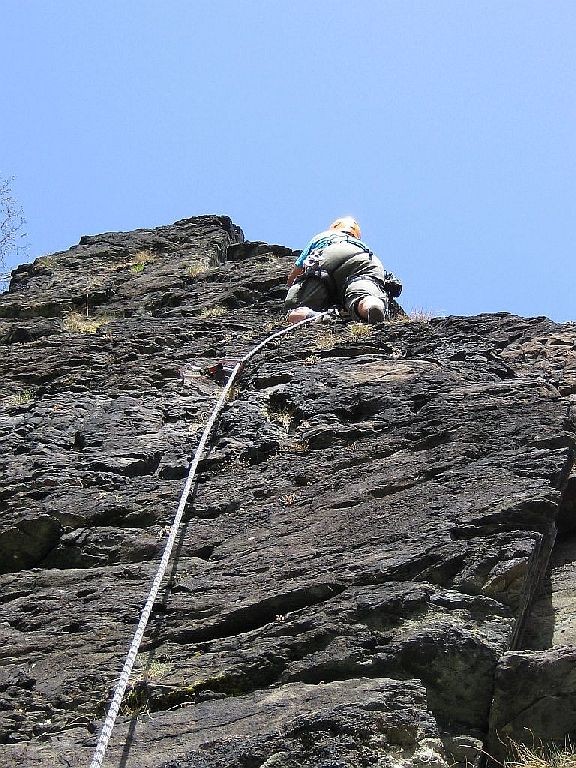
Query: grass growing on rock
314 327 337 350
130 249 156 273
266 406 295 431
503 740 576 768
199 305 227 319
392 308 437 323
4 390 33 408
347 322 373 339
314 322 373 349
62 311 113 334
119 682 150 717
409 308 436 322
134 657 173 683
187 258 210 278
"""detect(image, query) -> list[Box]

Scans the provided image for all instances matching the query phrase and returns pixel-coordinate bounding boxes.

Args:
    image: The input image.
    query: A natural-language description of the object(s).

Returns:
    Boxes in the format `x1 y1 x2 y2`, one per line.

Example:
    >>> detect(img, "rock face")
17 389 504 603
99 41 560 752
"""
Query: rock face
0 215 575 767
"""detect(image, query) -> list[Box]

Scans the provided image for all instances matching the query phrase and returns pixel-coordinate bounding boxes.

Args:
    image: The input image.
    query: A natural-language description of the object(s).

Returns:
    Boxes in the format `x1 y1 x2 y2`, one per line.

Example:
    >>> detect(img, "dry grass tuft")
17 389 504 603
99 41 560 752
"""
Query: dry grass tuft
314 327 336 350
409 308 436 322
313 321 372 348
503 739 576 768
267 407 294 432
285 439 309 454
199 305 227 319
130 249 156 273
187 258 210 278
37 255 55 268
62 311 113 334
347 322 373 339
391 308 436 324
133 248 155 264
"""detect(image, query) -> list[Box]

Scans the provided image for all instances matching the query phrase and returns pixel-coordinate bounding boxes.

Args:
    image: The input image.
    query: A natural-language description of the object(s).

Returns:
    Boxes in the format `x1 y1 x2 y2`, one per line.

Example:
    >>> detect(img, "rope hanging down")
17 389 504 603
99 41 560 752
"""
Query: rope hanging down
88 315 321 768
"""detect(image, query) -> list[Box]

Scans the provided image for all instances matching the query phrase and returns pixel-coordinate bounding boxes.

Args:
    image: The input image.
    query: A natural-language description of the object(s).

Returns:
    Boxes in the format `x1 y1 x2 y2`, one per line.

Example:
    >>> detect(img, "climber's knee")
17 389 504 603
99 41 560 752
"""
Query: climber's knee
356 296 388 324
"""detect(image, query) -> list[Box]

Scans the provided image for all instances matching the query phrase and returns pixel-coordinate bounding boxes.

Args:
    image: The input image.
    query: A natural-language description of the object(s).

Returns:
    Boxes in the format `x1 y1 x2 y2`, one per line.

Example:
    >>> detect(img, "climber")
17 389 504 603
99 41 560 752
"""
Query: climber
285 217 402 324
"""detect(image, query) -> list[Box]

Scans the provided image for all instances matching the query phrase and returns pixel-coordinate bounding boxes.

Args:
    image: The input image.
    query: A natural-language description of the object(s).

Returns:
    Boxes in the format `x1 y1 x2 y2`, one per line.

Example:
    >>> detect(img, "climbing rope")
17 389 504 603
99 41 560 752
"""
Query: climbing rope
88 314 322 768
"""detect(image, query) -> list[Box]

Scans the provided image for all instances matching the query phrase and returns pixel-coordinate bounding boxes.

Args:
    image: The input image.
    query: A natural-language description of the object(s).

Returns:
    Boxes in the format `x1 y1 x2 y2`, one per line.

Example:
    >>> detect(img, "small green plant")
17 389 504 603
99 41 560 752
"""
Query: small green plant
119 682 150 717
5 390 33 407
62 311 113 334
134 248 155 263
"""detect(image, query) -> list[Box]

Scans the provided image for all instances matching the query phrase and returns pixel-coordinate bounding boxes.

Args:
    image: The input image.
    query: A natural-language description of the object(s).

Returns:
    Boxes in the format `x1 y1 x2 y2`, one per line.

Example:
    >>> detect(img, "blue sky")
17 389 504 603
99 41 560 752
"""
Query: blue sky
1 1 575 320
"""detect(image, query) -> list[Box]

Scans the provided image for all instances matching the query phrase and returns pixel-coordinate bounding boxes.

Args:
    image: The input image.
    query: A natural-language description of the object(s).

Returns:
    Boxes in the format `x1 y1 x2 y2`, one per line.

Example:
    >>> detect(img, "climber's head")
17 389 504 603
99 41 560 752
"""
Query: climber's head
329 217 361 239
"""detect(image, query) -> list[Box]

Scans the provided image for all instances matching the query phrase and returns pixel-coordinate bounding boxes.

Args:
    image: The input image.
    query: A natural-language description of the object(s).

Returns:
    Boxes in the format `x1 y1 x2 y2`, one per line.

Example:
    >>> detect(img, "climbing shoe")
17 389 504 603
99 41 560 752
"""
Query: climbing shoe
366 301 386 324
305 308 340 323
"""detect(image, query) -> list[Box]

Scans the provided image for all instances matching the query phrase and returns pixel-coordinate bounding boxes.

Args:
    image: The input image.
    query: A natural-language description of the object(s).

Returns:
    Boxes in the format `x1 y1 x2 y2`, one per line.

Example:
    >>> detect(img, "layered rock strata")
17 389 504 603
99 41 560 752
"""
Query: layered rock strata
0 216 575 767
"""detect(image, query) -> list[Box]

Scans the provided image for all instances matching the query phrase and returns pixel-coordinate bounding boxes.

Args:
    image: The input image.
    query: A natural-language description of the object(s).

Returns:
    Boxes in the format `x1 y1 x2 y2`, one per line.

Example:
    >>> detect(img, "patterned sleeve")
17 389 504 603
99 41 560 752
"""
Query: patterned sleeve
295 239 315 268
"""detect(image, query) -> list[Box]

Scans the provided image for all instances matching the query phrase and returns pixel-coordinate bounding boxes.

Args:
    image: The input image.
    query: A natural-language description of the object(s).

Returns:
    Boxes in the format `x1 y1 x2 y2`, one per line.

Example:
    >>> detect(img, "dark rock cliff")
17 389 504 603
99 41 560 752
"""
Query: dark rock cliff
1 216 575 767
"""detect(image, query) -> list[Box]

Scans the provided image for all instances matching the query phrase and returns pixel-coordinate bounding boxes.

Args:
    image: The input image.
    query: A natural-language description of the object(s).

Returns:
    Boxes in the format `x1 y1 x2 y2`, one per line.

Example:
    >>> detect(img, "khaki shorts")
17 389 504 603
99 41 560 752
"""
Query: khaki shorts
285 276 332 311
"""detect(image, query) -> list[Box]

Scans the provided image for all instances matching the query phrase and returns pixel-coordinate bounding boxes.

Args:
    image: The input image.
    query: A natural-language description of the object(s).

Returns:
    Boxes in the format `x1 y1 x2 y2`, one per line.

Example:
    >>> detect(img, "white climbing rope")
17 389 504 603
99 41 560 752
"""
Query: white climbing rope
88 314 321 768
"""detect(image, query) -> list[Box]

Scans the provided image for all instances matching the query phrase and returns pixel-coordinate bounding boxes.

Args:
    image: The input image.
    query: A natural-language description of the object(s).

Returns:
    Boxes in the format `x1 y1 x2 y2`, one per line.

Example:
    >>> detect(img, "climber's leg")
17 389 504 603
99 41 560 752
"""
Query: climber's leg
344 278 390 324
285 276 331 324
356 296 387 324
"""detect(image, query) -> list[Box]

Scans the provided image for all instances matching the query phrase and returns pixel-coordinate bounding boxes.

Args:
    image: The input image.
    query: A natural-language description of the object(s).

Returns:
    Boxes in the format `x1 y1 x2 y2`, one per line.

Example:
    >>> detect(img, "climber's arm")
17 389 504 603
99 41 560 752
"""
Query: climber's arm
287 265 304 286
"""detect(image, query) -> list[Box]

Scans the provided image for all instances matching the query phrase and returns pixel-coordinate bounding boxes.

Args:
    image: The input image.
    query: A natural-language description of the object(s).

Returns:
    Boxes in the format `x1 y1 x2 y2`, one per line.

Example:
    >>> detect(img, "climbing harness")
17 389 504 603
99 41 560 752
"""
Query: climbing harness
88 314 323 768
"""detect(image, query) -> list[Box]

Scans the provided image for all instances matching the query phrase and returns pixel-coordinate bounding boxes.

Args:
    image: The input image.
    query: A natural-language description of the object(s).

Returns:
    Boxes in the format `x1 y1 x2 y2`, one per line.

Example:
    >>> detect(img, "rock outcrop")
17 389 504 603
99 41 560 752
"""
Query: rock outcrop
0 216 575 767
